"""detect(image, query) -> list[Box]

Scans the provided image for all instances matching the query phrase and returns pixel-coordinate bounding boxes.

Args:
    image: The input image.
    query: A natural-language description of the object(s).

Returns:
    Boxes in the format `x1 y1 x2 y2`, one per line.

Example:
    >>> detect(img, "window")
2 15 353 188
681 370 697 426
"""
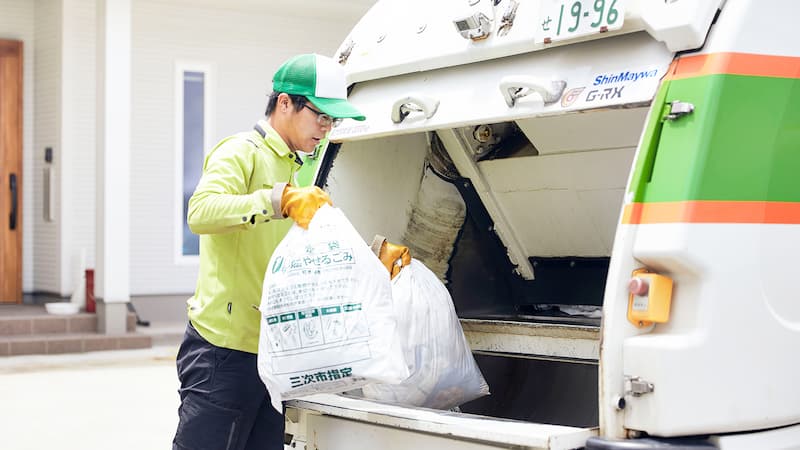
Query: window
175 64 212 261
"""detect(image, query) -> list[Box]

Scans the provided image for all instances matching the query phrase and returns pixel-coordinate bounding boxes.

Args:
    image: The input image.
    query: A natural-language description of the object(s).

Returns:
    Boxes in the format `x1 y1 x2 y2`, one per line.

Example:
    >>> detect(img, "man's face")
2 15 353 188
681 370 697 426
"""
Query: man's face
285 99 333 153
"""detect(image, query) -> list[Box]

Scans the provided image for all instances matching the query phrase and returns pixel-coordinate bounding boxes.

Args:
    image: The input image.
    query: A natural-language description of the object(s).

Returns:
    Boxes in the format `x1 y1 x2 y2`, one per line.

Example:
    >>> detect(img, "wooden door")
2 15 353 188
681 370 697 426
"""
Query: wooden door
0 39 23 303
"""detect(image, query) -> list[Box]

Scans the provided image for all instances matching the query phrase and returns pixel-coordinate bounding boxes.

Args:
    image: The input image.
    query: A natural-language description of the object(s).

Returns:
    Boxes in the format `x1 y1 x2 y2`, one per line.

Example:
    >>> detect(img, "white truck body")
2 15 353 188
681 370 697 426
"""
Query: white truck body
284 1 800 448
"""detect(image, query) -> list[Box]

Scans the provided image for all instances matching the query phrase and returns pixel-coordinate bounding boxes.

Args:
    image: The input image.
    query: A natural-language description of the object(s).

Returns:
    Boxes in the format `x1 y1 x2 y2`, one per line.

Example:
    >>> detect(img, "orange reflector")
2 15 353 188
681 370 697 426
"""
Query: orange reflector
627 268 673 328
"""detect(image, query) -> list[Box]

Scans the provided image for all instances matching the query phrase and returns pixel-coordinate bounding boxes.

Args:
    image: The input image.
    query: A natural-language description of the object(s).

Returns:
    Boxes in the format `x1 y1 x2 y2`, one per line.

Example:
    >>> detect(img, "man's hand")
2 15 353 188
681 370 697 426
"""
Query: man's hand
280 185 332 229
376 238 411 280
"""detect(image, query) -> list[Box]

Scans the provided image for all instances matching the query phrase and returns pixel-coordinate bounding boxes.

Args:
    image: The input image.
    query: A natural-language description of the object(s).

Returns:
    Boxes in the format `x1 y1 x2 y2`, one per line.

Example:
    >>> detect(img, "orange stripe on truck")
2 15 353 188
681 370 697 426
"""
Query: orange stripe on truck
622 201 800 225
667 52 800 80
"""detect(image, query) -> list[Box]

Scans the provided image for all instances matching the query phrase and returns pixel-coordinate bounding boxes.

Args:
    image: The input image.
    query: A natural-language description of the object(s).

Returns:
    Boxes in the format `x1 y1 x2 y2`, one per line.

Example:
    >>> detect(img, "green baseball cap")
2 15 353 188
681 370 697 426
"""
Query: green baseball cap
272 54 365 121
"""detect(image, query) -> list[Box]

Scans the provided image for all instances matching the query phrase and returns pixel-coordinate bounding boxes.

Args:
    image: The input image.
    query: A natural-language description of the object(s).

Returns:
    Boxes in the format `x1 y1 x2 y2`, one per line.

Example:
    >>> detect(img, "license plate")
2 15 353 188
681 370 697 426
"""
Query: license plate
536 0 625 43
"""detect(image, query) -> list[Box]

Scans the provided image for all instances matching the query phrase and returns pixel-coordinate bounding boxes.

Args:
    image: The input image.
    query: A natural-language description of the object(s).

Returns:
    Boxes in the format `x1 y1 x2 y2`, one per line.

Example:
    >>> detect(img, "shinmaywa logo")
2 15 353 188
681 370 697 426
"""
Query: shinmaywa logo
593 69 658 86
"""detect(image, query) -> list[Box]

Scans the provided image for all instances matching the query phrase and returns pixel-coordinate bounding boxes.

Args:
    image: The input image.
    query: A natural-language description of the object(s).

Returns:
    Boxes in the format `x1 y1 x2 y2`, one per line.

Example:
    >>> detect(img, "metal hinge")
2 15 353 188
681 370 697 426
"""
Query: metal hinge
663 100 695 121
453 12 492 40
337 39 355 65
625 376 655 397
498 0 519 36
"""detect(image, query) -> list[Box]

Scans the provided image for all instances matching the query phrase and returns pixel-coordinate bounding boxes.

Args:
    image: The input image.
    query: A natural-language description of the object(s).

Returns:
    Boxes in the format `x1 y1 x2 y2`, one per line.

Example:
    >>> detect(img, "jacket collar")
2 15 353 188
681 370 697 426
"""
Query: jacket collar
254 120 294 160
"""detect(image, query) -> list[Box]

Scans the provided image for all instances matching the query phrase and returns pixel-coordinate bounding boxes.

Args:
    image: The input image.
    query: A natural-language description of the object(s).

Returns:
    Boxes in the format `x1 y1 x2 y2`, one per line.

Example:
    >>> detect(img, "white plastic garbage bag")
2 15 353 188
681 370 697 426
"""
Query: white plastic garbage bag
258 205 408 411
361 259 490 410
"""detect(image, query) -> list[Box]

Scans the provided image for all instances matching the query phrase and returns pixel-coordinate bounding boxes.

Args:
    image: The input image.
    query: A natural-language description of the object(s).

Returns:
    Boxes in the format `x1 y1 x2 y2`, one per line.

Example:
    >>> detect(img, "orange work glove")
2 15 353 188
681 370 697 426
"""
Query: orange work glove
280 185 332 229
378 239 411 280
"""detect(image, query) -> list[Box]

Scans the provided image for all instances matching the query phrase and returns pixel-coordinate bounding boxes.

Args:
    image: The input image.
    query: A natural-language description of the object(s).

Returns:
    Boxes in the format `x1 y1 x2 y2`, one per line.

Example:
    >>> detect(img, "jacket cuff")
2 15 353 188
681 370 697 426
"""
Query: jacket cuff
272 182 288 220
370 234 387 258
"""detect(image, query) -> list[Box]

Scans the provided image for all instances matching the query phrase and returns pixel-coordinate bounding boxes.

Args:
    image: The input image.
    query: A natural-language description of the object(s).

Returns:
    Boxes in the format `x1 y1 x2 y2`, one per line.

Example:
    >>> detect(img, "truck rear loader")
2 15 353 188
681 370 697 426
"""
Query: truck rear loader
285 1 800 448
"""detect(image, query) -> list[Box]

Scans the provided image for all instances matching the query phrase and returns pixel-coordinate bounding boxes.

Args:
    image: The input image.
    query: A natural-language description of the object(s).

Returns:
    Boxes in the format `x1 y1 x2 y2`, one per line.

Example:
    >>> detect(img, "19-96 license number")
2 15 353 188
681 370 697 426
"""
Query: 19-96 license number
537 0 625 43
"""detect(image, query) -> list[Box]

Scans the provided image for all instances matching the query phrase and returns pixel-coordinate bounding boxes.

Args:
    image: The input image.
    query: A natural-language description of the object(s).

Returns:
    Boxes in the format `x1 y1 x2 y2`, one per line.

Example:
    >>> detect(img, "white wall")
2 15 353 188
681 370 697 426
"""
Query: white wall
0 0 35 293
0 0 372 297
1 0 96 297
129 1 372 294
32 0 62 293
60 0 96 296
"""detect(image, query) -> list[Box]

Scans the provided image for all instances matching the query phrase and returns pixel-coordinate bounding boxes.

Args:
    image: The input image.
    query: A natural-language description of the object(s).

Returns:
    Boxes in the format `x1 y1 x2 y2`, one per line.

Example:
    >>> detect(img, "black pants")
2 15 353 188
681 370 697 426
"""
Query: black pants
172 323 284 450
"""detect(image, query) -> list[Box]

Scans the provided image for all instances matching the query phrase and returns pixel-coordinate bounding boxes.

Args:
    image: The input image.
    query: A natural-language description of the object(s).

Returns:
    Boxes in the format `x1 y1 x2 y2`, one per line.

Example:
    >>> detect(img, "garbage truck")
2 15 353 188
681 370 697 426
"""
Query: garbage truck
284 0 800 448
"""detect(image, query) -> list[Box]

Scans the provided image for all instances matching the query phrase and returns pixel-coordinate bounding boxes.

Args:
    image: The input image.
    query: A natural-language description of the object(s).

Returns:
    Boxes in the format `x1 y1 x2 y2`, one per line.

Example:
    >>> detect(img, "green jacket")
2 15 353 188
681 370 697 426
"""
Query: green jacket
187 120 302 354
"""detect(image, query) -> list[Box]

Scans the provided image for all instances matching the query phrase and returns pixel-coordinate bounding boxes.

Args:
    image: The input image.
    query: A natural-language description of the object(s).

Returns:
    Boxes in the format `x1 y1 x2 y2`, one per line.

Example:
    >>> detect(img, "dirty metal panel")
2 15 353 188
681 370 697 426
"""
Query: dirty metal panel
461 318 600 362
288 393 596 450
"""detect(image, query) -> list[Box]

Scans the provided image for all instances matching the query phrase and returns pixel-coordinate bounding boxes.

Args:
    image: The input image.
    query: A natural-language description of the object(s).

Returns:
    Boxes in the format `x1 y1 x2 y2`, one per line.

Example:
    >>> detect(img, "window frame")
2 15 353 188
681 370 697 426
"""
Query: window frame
174 62 214 265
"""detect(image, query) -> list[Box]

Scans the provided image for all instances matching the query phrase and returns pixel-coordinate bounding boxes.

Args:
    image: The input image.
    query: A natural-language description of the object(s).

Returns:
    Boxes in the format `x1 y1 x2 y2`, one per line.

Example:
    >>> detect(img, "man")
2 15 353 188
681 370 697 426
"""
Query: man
172 53 409 450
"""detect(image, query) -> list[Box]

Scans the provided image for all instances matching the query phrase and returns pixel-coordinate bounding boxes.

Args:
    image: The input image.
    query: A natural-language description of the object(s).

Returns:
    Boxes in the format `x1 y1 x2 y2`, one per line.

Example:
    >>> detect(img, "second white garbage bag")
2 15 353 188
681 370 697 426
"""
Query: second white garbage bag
362 259 490 410
258 205 408 411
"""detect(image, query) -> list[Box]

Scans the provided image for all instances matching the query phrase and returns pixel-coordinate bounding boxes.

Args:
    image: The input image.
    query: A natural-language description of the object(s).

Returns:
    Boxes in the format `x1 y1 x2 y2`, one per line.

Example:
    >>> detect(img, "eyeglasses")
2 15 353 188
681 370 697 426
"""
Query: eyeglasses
303 104 343 128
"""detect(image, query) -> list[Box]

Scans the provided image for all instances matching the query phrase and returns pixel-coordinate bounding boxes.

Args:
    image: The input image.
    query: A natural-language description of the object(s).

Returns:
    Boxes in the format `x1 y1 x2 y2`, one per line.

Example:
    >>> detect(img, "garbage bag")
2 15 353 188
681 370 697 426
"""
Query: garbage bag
361 259 489 410
258 205 408 411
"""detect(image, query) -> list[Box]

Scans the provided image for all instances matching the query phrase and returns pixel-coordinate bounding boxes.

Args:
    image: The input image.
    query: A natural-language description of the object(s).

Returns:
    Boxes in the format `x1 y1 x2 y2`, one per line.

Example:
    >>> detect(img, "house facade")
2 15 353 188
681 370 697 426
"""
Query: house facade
0 0 373 330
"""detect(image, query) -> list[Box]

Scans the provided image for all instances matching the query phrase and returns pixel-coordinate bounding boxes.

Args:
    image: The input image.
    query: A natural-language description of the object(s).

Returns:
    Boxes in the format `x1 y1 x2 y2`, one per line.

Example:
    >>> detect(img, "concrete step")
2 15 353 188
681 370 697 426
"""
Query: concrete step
0 332 152 356
136 323 185 347
0 310 136 336
0 304 147 357
0 297 189 356
128 295 188 347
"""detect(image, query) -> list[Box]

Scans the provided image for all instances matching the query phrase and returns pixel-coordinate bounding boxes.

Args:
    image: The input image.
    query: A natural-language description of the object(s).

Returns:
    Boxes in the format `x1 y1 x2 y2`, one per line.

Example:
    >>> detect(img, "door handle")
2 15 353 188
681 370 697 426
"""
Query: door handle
9 173 17 230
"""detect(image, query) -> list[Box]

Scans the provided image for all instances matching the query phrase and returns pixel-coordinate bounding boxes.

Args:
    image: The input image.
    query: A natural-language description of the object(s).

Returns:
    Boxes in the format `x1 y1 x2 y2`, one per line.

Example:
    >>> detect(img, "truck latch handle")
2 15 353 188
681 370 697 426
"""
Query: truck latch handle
625 375 654 397
663 100 695 121
391 94 440 124
499 76 566 107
